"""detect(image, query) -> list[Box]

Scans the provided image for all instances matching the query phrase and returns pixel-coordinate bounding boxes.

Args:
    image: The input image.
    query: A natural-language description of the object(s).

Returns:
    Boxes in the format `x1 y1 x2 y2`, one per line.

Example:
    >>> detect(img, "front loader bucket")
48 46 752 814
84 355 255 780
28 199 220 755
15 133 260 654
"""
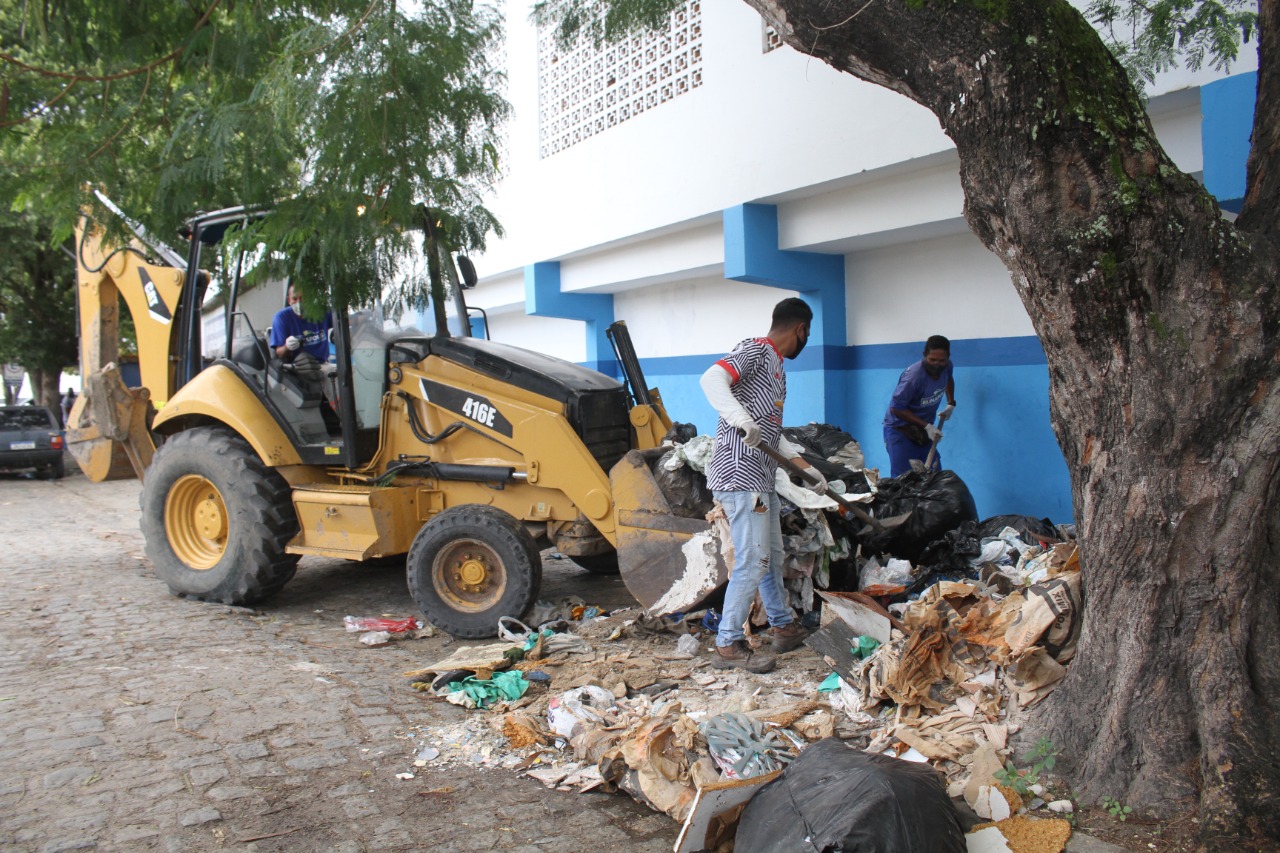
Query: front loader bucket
611 448 728 615
66 364 157 482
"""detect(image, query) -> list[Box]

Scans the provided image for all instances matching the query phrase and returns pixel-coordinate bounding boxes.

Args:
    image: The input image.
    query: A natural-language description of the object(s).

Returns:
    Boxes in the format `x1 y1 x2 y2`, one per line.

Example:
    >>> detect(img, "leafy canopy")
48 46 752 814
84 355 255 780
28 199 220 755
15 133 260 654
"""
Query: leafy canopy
1 0 510 311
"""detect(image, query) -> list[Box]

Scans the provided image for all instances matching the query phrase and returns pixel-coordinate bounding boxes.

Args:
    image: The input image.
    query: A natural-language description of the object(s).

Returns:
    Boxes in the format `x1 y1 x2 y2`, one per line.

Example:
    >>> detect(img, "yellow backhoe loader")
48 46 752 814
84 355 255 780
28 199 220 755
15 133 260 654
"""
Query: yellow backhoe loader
68 202 730 637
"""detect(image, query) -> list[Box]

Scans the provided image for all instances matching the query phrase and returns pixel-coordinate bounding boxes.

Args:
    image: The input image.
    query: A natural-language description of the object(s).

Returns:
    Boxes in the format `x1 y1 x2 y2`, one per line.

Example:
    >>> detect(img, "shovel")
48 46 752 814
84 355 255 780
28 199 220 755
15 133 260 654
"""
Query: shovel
753 441 909 534
913 406 953 474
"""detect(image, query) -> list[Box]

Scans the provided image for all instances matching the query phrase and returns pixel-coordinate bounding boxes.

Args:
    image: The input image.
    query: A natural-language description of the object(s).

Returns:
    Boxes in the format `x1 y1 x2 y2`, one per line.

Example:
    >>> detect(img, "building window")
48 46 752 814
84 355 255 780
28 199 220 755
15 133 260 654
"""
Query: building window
537 1 704 159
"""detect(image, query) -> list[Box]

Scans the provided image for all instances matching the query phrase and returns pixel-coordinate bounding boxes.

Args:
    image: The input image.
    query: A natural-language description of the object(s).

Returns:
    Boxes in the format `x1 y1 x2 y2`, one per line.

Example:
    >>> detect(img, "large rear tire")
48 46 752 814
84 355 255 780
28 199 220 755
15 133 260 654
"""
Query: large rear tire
407 505 541 639
141 427 299 604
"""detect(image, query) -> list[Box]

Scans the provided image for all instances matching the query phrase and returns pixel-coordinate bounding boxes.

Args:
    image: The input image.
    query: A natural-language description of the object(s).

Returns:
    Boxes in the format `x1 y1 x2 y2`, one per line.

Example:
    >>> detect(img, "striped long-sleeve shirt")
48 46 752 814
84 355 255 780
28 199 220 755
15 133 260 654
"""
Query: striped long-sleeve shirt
705 337 787 492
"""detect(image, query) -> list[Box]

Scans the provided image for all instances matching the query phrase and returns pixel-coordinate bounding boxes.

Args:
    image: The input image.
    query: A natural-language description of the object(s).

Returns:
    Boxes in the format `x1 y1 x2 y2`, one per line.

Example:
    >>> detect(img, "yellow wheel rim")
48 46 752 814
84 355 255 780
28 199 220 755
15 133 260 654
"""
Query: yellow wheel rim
433 539 507 612
165 474 229 570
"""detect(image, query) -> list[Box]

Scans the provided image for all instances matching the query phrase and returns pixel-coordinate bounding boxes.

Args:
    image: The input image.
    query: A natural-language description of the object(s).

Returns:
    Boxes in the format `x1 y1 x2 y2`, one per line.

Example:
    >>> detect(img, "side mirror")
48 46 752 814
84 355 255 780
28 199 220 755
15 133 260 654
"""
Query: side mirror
457 255 478 290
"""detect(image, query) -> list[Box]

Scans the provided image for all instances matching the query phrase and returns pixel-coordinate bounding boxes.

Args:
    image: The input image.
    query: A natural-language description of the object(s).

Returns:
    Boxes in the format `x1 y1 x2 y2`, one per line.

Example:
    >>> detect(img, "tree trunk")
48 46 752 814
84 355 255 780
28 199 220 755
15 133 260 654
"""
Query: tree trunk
753 0 1280 840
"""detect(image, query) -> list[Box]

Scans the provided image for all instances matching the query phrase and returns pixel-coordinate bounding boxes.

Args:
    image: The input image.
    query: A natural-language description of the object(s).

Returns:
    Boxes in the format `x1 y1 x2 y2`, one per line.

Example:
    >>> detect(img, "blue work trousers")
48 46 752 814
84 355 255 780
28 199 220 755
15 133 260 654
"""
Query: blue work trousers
884 425 941 478
712 489 793 647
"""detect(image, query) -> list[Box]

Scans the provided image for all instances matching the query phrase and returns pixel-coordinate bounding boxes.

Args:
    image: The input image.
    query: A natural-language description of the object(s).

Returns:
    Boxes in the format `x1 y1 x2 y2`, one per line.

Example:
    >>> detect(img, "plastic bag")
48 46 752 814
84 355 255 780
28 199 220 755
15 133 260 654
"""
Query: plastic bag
735 738 965 853
976 514 1060 544
858 555 916 596
547 686 617 739
653 448 714 519
344 615 422 633
782 423 862 462
863 469 979 561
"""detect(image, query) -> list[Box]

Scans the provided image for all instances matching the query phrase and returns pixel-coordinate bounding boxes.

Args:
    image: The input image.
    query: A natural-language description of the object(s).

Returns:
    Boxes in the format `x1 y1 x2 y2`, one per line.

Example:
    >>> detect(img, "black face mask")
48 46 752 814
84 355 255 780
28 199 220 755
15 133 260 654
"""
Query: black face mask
922 355 948 378
788 326 809 360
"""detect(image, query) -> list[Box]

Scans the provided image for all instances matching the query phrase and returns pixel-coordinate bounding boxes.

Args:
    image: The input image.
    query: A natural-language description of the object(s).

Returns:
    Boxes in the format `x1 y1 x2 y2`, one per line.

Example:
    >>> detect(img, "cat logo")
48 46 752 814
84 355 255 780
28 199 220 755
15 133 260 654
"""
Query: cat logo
137 269 172 324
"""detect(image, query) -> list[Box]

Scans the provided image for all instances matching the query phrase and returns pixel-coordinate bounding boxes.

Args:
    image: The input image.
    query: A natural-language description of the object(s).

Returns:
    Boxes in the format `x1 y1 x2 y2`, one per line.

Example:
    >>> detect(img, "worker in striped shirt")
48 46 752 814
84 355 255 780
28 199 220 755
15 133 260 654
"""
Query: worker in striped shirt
700 297 828 673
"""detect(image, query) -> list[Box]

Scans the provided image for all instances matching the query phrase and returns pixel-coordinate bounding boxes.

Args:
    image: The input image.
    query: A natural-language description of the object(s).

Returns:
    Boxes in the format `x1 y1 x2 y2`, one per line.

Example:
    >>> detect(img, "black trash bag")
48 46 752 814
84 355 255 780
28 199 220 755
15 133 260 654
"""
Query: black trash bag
976 514 1060 545
735 738 965 853
864 469 979 562
799 453 872 495
783 423 858 459
917 519 982 571
662 421 698 444
652 449 713 519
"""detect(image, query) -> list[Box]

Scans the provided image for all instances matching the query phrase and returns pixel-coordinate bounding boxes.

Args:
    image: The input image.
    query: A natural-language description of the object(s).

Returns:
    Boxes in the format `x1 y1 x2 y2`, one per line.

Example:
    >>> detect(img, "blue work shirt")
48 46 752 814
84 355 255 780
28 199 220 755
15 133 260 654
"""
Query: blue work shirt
269 307 333 362
883 359 953 428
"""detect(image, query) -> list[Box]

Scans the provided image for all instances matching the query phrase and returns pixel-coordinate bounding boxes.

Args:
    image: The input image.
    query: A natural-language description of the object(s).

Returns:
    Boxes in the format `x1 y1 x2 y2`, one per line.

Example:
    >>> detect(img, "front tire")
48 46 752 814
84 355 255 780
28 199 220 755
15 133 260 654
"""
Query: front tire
141 427 299 604
407 505 541 639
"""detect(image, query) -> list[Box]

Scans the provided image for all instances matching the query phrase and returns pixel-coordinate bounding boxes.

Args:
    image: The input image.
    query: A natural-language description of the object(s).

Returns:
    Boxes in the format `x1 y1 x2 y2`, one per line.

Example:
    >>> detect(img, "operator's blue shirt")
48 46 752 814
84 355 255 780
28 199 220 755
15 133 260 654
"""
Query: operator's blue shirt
883 359 952 428
269 307 333 362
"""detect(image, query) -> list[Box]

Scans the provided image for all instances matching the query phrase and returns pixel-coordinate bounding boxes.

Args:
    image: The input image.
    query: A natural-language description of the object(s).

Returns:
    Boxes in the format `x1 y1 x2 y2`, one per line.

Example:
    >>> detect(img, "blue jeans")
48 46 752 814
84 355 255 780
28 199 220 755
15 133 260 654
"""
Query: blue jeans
884 425 940 478
713 490 793 646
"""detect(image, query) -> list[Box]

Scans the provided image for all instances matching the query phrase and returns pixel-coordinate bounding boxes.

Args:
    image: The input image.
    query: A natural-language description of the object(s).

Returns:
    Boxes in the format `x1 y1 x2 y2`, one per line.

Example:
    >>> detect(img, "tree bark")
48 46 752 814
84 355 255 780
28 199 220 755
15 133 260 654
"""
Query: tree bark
750 0 1280 840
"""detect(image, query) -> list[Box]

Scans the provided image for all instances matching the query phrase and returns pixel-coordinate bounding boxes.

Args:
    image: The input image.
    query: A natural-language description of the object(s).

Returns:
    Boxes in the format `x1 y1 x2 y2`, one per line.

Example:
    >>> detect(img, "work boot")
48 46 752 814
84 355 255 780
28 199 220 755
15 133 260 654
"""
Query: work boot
712 640 776 673
771 621 810 653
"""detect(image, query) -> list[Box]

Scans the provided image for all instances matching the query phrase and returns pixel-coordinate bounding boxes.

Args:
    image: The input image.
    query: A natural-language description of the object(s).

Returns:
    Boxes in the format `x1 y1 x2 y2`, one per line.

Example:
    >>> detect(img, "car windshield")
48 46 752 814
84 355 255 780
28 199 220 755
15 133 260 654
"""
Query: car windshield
0 408 56 430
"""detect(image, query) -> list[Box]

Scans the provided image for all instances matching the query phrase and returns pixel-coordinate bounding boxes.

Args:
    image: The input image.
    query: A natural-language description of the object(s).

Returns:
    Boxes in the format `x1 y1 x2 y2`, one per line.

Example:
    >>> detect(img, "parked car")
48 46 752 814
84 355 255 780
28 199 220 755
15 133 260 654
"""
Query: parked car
0 405 65 479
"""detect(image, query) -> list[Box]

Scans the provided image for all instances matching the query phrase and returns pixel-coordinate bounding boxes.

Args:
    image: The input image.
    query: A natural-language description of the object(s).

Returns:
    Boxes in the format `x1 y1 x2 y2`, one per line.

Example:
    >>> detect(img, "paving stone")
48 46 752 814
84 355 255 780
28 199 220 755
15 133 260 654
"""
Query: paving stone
341 797 380 819
113 824 161 843
178 806 222 827
49 735 106 751
238 760 287 778
283 754 348 770
224 741 270 760
187 764 230 787
39 838 96 852
205 785 258 801
43 767 96 789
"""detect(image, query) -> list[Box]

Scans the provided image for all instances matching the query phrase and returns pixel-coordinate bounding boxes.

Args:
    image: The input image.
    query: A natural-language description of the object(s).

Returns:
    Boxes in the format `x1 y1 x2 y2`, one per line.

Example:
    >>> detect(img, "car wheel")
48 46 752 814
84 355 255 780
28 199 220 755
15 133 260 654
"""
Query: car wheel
140 427 299 604
407 505 541 639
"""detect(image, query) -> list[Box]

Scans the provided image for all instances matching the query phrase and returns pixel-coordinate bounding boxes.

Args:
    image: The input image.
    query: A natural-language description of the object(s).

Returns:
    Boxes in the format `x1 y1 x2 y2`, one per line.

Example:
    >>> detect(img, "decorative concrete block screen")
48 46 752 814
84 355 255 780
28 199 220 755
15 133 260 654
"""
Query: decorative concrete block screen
537 1 703 159
763 22 783 53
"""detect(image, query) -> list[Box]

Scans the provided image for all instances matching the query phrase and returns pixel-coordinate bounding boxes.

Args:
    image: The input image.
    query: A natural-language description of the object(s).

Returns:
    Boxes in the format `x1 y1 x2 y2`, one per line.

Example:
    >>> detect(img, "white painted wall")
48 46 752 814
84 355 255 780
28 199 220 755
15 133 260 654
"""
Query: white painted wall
485 310 588 362
615 276 797 358
472 0 1254 357
483 0 948 274
846 233 1031 346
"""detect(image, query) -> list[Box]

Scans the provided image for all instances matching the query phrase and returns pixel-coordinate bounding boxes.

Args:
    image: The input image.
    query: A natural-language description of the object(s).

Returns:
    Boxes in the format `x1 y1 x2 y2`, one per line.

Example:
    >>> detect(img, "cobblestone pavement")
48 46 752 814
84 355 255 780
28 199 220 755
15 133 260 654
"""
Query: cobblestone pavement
0 467 678 852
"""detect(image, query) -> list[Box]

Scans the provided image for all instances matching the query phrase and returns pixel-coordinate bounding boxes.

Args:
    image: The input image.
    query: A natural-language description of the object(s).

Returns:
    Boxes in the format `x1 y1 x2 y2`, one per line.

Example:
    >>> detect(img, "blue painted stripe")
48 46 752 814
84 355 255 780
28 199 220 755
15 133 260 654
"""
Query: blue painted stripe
574 332 1073 523
846 336 1046 369
627 336 1046 376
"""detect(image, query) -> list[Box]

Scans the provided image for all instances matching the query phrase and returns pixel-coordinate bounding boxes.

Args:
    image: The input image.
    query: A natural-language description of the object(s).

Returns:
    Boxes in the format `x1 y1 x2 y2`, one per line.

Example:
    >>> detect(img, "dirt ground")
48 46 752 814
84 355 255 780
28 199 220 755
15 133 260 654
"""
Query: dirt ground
0 460 1234 853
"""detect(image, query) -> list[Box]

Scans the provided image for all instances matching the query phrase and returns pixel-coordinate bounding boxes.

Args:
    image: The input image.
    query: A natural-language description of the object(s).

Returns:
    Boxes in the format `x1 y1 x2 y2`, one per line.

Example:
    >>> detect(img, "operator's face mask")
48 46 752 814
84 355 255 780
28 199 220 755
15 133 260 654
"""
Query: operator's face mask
290 301 303 316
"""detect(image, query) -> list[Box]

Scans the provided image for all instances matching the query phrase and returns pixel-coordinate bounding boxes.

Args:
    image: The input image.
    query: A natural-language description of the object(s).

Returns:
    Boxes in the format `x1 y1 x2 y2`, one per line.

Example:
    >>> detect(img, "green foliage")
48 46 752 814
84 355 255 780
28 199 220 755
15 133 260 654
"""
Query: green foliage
0 208 78 376
993 737 1061 795
1087 0 1257 85
1 0 510 311
1103 796 1134 820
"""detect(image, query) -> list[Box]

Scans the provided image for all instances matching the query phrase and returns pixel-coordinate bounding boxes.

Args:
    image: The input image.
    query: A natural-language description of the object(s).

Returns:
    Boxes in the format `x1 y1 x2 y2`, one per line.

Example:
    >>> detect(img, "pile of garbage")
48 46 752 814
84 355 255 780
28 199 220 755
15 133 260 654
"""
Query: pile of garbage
388 423 1085 850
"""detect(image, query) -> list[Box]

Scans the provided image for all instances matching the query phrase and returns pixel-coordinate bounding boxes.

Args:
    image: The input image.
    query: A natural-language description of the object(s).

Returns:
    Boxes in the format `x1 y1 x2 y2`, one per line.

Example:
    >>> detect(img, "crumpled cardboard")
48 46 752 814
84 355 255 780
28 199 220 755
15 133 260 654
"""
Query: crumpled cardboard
1004 572 1082 662
1005 647 1067 706
617 715 702 821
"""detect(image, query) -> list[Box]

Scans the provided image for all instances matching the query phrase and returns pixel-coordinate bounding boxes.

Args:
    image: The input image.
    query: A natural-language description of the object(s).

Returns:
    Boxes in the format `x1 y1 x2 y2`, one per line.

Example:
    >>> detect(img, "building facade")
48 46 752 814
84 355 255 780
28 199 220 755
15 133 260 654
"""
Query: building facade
463 0 1258 523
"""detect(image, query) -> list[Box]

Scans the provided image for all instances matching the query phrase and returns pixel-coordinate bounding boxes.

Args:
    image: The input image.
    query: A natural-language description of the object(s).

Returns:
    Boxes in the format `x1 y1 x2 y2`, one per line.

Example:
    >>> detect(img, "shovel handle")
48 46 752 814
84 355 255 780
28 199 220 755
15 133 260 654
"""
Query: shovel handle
751 440 886 532
922 407 952 471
